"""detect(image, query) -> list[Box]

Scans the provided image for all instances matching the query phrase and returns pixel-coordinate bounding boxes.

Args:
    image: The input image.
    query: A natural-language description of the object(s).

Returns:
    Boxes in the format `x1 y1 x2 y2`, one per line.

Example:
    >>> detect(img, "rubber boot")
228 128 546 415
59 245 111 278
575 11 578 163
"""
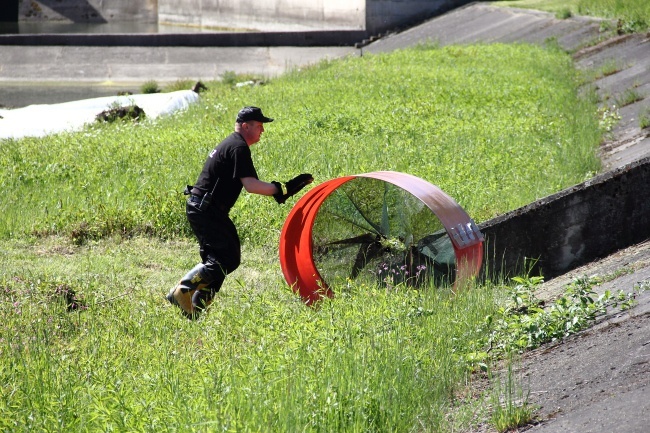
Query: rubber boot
191 288 215 314
166 264 210 319
191 272 224 315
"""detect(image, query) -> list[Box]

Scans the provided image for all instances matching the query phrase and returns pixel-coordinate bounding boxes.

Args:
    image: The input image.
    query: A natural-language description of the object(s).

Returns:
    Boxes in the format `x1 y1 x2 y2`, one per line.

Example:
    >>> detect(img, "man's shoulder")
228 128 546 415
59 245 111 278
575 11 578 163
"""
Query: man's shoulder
219 132 247 148
213 132 247 156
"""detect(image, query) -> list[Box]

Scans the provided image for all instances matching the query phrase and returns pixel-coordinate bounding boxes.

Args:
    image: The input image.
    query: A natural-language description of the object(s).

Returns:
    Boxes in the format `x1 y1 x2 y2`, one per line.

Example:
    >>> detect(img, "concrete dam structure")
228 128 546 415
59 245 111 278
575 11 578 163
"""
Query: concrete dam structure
5 0 471 36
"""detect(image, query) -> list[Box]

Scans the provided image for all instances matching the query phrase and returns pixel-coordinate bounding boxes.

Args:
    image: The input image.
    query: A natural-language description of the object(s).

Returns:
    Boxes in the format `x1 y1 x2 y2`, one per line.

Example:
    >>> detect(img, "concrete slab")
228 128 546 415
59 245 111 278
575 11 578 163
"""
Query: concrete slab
495 15 560 44
0 45 357 83
363 4 606 52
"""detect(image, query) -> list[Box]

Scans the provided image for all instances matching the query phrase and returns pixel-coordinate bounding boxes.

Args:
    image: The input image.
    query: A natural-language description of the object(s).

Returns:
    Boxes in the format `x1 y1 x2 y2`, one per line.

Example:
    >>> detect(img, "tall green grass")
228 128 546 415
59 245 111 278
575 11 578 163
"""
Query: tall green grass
1 237 638 431
494 0 650 32
0 237 497 432
578 0 650 32
0 43 601 247
0 42 605 432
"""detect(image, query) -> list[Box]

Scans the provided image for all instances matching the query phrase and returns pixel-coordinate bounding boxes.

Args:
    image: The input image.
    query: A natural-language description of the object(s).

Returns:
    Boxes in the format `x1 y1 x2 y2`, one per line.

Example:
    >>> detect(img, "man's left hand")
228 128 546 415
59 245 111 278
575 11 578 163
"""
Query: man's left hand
272 173 313 204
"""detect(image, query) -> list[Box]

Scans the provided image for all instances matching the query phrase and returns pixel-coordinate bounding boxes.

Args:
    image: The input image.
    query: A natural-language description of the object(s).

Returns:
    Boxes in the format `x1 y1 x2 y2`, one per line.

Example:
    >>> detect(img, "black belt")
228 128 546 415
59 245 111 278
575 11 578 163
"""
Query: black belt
188 194 228 213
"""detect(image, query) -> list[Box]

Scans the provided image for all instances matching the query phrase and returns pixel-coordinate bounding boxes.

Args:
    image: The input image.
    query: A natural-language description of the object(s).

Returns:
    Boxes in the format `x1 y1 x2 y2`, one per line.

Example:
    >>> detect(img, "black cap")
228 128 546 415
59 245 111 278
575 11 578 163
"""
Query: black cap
236 106 274 124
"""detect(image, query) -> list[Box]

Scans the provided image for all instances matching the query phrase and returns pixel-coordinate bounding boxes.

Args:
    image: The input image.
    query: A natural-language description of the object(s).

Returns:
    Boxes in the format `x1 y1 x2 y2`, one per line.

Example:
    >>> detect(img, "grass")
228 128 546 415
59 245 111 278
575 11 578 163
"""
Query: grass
0 236 499 432
489 359 533 432
493 0 650 32
2 238 640 431
640 106 650 129
578 0 650 33
0 43 601 244
141 80 161 94
614 87 644 108
594 59 622 79
0 40 613 432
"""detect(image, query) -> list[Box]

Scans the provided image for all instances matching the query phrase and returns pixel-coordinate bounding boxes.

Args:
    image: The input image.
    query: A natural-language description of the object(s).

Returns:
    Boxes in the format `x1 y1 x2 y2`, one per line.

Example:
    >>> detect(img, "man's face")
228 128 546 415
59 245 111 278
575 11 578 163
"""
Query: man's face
241 120 265 145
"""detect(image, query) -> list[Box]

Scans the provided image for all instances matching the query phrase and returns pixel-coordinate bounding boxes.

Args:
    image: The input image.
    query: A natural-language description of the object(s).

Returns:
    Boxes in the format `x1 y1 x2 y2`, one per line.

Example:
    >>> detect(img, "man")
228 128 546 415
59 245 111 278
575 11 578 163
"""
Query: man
167 106 313 319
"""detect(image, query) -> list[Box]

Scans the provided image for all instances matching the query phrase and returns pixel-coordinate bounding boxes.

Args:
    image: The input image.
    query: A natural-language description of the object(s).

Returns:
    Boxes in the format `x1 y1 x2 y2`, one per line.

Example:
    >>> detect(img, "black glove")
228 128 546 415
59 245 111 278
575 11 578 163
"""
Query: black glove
272 173 313 204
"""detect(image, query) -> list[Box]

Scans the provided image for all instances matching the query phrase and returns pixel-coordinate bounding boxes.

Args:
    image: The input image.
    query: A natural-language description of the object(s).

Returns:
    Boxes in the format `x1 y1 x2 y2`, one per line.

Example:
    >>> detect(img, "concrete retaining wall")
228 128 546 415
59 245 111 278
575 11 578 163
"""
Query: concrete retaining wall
158 0 472 34
365 0 471 34
479 156 650 281
13 0 471 35
0 31 368 46
158 0 365 31
18 0 157 23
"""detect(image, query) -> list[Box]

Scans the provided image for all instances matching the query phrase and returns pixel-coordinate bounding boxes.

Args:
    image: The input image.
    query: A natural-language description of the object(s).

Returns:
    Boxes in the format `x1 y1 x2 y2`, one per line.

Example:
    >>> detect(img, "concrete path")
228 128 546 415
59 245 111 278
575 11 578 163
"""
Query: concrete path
522 240 650 433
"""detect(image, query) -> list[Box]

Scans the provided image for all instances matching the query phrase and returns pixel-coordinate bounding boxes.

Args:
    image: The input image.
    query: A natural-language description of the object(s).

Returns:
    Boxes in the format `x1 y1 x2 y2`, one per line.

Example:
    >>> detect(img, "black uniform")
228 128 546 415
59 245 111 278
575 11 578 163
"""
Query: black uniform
186 131 257 295
168 105 311 319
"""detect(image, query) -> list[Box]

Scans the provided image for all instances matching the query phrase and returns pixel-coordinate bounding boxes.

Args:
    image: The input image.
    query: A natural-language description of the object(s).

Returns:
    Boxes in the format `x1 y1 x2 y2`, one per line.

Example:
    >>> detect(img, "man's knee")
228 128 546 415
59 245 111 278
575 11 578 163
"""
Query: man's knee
204 254 239 276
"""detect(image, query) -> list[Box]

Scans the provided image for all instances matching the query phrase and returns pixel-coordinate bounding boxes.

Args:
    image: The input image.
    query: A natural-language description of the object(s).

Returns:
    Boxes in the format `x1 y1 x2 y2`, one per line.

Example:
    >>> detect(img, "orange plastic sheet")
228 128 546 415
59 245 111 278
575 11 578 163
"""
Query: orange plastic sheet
279 171 484 304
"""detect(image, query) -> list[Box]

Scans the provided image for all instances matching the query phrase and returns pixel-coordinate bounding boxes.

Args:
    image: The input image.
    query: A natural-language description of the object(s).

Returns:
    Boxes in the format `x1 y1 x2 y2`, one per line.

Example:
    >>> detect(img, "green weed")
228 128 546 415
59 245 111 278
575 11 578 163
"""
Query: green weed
220 70 264 87
471 274 640 359
597 104 621 132
640 106 650 129
597 59 622 78
164 79 196 92
489 358 534 432
615 87 644 107
141 79 161 94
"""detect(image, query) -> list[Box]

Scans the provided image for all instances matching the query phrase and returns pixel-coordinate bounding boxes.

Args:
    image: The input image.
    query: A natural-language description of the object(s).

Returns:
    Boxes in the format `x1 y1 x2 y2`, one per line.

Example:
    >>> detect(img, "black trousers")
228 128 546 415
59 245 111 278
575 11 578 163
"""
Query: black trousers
185 200 241 291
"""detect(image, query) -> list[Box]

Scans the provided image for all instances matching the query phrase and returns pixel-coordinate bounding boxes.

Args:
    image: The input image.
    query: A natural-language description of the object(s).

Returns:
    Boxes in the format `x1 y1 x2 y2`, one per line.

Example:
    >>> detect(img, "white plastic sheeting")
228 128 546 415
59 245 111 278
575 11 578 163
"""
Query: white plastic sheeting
0 90 199 140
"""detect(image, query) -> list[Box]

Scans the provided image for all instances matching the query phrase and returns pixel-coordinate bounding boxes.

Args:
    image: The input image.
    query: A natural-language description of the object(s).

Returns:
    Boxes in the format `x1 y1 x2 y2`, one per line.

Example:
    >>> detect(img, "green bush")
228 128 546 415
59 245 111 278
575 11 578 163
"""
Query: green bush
141 79 161 94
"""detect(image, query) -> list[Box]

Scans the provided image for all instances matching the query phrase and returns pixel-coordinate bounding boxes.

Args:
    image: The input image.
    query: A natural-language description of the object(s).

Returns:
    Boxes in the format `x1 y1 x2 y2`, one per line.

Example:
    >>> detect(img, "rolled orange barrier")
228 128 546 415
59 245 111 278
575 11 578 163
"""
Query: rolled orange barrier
279 171 483 304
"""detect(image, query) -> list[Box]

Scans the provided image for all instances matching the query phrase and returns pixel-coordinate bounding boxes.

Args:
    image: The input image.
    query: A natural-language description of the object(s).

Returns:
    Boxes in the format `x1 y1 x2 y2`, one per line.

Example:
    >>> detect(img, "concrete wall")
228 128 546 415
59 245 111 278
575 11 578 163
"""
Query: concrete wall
365 0 472 34
479 156 650 281
159 0 472 33
14 0 472 35
18 0 157 23
158 0 366 31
